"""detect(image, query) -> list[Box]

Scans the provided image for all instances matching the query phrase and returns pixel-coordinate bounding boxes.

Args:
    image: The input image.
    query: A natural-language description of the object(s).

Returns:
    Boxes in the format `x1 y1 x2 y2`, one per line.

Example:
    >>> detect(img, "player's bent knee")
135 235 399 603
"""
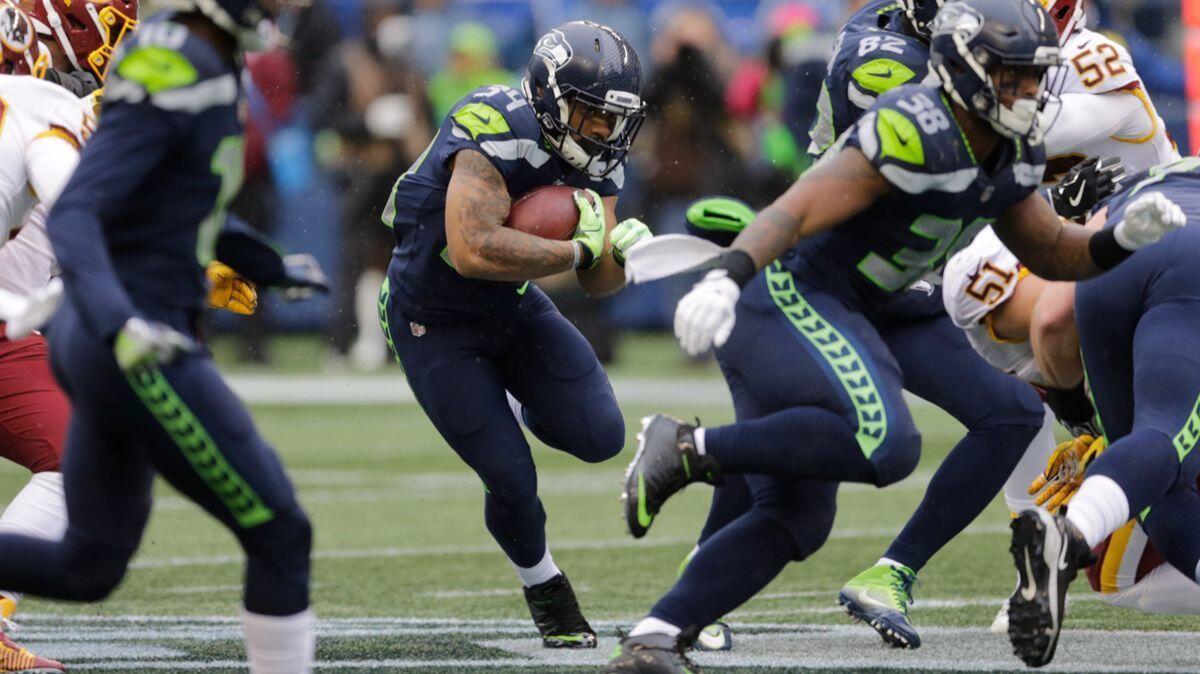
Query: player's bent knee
870 425 922 488
577 401 625 463
63 539 133 601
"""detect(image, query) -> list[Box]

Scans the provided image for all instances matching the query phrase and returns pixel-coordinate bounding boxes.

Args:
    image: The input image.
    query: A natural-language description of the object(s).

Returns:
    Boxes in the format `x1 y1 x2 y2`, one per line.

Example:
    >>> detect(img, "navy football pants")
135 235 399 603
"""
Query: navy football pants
653 264 1043 631
1078 224 1200 579
0 302 311 616
382 283 624 568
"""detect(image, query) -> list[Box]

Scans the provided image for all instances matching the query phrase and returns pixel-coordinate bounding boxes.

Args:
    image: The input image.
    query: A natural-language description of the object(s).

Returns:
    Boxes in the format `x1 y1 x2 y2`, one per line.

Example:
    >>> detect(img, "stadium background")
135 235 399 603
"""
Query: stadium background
210 0 1190 371
10 1 1200 671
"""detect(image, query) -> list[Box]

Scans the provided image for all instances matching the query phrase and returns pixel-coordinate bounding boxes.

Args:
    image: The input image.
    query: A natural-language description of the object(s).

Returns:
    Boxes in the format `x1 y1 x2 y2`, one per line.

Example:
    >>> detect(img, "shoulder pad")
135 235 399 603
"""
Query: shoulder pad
942 227 1022 329
1058 29 1140 95
853 85 978 193
450 85 540 141
104 19 235 111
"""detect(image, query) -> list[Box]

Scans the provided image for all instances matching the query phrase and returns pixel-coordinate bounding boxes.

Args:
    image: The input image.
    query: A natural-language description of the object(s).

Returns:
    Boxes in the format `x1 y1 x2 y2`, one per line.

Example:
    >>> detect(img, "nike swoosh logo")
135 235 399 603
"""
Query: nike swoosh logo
854 589 893 611
1057 530 1071 571
470 111 492 126
1068 181 1087 207
1021 549 1038 601
637 472 652 528
870 69 893 78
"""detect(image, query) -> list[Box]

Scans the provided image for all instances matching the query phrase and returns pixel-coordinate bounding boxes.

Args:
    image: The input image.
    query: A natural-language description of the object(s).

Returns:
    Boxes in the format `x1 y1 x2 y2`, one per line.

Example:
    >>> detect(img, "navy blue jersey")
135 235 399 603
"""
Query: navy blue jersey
1102 157 1200 225
789 84 1045 310
808 0 929 156
383 84 625 322
47 16 245 338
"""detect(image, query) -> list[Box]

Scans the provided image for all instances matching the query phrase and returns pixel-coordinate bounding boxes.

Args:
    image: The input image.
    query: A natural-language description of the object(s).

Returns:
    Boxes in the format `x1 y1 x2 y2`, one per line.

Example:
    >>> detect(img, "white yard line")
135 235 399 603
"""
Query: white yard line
229 373 941 409
128 524 1007 570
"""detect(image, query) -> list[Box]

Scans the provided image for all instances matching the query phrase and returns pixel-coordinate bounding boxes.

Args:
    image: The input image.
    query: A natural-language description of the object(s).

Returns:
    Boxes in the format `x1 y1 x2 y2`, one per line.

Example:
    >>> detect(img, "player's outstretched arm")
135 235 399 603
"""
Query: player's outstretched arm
729 147 890 271
445 150 578 281
996 189 1186 281
1031 281 1083 389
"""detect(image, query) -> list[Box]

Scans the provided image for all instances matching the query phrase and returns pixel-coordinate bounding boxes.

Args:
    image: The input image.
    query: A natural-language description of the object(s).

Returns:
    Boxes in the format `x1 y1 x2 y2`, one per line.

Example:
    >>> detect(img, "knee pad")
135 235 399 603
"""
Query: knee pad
578 395 625 463
754 483 838 561
63 538 133 601
871 425 922 488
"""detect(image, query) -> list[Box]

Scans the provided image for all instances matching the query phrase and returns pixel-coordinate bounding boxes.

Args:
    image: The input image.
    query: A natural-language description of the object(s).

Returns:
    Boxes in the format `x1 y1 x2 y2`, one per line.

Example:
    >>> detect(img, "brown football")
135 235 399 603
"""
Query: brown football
504 185 585 241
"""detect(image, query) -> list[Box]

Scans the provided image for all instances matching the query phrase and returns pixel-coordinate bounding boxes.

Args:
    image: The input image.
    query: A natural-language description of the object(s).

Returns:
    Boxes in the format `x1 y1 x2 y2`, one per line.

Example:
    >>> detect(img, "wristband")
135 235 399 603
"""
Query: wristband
571 241 582 270
714 249 757 288
1087 227 1132 271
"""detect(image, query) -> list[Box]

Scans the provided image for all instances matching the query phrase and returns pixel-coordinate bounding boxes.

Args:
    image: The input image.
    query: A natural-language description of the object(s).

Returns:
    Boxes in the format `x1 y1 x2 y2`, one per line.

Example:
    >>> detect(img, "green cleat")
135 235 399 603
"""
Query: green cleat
838 563 921 649
523 574 597 648
622 415 722 538
604 632 701 673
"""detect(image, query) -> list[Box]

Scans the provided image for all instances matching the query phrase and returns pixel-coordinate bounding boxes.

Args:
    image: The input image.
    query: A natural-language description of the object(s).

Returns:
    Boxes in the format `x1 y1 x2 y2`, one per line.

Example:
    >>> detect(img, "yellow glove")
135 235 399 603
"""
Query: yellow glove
1028 434 1107 513
206 261 258 315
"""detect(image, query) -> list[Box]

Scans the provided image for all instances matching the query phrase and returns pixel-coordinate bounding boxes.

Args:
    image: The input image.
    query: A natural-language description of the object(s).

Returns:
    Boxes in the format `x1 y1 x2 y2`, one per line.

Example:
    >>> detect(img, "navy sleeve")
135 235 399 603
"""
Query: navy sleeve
46 38 196 340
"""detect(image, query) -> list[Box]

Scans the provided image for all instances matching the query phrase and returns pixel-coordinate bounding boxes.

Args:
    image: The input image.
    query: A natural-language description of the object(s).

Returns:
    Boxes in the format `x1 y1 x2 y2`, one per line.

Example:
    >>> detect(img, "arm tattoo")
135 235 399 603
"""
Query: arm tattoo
730 147 885 269
449 150 574 281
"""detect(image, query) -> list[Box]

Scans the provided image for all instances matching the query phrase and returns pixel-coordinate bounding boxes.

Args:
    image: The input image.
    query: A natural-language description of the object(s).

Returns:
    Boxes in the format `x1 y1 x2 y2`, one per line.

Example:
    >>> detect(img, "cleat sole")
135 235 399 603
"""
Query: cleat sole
838 592 920 649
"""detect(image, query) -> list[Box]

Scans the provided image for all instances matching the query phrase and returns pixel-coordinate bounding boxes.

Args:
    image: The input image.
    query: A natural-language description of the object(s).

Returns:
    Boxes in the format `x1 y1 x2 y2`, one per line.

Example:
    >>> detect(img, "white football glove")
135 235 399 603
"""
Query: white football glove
674 270 740 356
1114 192 1187 250
0 278 64 339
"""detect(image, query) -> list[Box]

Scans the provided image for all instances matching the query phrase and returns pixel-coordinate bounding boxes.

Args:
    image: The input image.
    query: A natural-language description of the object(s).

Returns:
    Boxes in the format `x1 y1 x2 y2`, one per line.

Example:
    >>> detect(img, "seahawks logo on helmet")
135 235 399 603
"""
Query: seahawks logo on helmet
931 3 983 41
533 30 572 70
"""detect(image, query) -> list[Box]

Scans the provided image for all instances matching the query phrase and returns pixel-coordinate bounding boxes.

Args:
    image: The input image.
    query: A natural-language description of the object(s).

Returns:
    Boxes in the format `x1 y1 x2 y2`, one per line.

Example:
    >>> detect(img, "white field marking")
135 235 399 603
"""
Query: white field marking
126 524 1007 570
228 373 942 409
730 594 1108 619
31 619 1200 672
150 466 941 513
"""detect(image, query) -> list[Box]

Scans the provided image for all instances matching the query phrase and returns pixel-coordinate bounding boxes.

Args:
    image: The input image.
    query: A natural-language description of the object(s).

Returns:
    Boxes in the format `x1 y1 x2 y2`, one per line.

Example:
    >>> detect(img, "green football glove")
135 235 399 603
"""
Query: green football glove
686 196 756 234
113 317 198 372
611 218 652 267
572 189 606 269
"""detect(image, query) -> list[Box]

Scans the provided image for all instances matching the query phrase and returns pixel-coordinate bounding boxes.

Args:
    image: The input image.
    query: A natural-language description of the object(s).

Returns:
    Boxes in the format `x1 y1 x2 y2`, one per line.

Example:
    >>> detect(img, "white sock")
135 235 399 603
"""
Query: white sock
629 616 682 638
0 472 67 612
1065 475 1130 548
693 427 707 455
505 391 525 428
513 547 561 588
243 608 315 674
349 269 389 371
877 556 907 570
0 472 67 541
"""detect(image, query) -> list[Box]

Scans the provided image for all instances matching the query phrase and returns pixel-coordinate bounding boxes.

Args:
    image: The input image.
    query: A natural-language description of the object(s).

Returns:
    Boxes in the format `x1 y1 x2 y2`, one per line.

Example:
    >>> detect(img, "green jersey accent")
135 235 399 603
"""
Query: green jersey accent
766 262 886 458
876 108 923 165
196 136 245 265
377 277 401 366
126 367 274 528
852 58 917 95
115 45 198 94
452 102 511 140
1172 392 1200 461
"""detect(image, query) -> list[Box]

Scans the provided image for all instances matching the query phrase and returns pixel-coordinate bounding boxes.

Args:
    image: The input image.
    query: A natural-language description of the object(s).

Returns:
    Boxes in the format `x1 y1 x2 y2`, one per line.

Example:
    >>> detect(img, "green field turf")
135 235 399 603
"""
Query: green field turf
3 348 1198 672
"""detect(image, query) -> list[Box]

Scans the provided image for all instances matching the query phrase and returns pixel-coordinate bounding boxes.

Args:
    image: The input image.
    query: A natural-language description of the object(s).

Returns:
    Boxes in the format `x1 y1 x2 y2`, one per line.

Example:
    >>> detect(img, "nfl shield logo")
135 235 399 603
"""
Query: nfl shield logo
410 321 426 337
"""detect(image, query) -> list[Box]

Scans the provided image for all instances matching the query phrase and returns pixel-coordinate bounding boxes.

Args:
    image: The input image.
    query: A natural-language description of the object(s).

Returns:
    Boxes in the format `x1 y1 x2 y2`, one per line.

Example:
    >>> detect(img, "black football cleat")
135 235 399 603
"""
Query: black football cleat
1007 508 1095 667
623 415 723 538
604 632 701 673
523 574 597 648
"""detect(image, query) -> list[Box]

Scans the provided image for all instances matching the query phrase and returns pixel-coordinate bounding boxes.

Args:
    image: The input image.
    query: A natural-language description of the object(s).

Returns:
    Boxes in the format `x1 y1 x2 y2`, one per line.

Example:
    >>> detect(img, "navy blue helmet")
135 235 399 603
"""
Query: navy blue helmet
900 0 946 38
929 0 1060 142
189 0 270 49
522 20 646 178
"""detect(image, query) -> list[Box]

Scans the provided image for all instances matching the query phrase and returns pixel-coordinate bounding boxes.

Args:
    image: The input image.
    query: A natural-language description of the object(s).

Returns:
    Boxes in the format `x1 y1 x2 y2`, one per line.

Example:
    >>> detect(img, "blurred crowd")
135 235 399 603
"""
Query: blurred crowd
222 0 1189 369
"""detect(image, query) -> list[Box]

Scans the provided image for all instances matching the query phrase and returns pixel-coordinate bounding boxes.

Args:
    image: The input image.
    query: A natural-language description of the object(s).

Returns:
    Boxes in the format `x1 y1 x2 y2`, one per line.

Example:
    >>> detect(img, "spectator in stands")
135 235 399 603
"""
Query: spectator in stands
425 22 516 122
312 0 432 370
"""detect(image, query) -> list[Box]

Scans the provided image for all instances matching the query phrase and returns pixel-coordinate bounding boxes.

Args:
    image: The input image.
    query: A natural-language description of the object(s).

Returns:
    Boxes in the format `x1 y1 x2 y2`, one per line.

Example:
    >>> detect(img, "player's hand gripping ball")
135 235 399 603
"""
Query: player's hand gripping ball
1114 192 1187 250
571 189 606 269
206 261 258 315
611 218 652 267
1028 434 1107 513
674 270 741 356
